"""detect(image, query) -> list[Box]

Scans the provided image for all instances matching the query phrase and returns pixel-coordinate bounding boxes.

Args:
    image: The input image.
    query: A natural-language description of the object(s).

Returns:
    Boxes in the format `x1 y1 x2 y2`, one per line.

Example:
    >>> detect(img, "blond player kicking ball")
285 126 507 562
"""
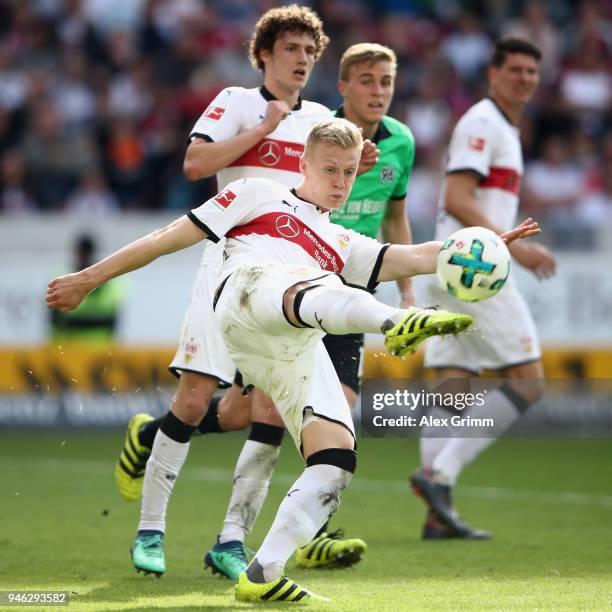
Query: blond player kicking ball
47 119 538 603
110 5 377 578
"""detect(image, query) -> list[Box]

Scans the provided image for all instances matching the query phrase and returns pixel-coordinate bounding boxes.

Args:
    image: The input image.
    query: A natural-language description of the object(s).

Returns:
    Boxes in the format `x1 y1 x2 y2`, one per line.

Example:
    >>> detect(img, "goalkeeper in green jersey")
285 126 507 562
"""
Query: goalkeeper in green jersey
328 42 416 410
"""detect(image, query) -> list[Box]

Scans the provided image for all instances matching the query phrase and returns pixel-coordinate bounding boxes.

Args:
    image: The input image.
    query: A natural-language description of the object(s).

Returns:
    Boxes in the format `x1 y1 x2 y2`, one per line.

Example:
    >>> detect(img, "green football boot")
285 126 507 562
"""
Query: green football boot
235 572 329 603
204 537 249 580
131 531 165 577
295 529 367 569
383 307 473 357
115 413 153 502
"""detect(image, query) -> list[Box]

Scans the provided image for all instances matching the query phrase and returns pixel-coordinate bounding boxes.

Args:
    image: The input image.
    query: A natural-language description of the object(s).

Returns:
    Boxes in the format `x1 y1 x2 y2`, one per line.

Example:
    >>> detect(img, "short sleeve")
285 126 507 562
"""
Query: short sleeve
446 112 493 178
391 134 415 200
190 87 243 143
188 179 255 242
340 229 389 291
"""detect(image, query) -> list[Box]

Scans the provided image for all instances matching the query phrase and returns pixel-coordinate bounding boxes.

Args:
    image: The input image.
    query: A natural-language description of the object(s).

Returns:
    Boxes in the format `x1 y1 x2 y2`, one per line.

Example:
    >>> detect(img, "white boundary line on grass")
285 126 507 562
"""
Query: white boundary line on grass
6 455 612 508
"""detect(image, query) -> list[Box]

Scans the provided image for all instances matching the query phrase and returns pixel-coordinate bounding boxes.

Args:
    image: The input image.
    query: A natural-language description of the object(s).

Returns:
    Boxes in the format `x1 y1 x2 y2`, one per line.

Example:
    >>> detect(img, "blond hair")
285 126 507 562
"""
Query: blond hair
304 119 363 158
339 43 397 81
248 5 329 71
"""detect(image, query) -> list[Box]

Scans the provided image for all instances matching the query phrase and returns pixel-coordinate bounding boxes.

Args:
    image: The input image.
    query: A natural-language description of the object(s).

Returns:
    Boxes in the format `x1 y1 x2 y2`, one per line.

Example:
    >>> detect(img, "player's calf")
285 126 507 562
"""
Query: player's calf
283 278 473 356
115 373 224 503
242 438 356 602
209 421 285 562
172 372 216 425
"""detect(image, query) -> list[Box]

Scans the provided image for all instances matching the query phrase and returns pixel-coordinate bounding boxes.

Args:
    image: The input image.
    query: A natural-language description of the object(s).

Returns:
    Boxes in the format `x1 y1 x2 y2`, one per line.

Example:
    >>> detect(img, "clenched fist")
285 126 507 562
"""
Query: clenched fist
261 100 291 134
46 272 93 312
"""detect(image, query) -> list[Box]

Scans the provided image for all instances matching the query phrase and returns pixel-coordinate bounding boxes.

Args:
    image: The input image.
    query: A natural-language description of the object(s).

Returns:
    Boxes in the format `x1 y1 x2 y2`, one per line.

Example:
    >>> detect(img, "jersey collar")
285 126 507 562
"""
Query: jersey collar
290 188 330 215
259 85 303 111
486 96 516 127
335 105 390 144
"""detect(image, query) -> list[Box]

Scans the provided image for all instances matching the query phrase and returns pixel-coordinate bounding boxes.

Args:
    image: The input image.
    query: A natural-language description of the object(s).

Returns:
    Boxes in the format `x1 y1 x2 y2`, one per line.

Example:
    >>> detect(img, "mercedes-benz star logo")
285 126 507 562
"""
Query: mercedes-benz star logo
258 140 281 167
275 215 300 238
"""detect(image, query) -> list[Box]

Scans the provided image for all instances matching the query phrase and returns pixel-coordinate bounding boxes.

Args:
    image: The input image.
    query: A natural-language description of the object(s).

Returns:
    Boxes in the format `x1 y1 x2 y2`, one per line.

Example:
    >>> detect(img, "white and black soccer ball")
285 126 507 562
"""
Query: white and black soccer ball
437 227 510 302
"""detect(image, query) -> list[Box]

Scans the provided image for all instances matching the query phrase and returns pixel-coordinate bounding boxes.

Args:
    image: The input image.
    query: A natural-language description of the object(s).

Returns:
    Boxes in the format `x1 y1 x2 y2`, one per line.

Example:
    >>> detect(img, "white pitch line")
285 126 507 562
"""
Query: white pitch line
5 454 612 508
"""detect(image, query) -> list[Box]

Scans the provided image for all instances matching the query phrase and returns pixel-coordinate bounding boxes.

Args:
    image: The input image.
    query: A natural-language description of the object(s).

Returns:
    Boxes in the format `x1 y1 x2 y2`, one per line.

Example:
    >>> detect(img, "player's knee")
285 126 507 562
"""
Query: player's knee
333 427 356 451
306 447 357 475
248 421 285 446
320 420 356 451
250 391 284 426
282 281 316 328
219 404 252 431
173 394 209 425
433 377 473 395
499 380 542 413
526 378 546 404
302 419 355 458
501 361 545 405
173 375 215 425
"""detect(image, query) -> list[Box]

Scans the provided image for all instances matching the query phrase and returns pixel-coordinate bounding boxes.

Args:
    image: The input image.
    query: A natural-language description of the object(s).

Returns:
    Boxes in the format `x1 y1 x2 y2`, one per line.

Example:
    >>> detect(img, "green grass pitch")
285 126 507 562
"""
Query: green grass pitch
2 429 611 610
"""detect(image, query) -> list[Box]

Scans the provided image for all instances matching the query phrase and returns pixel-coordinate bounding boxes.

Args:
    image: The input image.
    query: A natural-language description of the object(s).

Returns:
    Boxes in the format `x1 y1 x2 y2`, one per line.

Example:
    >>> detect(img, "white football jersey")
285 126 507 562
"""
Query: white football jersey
190 86 332 191
188 178 388 291
435 97 523 239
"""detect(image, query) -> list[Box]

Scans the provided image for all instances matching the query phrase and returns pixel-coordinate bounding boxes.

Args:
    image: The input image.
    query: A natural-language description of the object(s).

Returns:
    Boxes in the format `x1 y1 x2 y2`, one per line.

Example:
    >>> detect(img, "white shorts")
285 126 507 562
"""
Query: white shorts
214 263 355 450
423 275 541 373
169 242 236 386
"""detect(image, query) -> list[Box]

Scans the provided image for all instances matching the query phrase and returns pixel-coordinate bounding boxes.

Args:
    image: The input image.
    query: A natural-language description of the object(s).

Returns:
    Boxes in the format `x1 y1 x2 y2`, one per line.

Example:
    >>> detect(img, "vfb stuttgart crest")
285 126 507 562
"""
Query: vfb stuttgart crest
184 338 199 363
379 165 395 183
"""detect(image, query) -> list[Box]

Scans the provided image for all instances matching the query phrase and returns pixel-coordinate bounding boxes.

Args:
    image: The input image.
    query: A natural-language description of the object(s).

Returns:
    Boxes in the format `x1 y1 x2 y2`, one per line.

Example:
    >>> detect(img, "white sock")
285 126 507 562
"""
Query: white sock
297 285 405 334
419 406 453 467
432 389 521 485
247 464 353 583
138 430 190 532
219 440 281 543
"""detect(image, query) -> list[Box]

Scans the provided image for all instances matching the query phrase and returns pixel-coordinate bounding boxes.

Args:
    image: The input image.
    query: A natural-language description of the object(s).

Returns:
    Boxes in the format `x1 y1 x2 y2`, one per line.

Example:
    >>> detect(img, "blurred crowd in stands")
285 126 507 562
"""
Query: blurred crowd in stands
0 0 610 248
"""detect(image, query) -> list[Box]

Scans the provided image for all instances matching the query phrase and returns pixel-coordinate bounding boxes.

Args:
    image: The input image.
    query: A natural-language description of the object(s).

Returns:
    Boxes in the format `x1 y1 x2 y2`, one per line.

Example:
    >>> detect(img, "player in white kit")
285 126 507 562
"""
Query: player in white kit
47 118 540 602
110 6 378 577
412 39 557 540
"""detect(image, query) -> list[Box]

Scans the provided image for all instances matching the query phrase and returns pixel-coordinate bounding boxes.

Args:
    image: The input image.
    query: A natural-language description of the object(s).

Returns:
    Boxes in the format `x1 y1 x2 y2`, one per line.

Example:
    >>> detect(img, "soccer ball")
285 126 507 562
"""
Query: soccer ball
437 226 510 302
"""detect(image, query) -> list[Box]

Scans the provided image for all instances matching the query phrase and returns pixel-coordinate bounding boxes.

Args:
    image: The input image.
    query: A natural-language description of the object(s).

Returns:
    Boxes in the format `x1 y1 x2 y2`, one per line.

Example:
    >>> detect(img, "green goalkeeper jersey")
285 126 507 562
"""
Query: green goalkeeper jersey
330 107 415 239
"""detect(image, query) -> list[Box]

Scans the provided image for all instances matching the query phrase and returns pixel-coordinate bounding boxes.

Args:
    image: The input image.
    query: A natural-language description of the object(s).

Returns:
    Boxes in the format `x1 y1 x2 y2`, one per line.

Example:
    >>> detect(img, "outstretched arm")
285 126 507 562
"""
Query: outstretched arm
381 196 415 306
376 218 540 282
47 216 207 312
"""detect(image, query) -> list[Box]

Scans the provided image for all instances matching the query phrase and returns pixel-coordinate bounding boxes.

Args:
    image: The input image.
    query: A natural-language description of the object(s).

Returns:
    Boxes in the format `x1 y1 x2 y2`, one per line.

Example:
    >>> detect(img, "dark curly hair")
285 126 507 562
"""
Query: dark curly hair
248 5 329 72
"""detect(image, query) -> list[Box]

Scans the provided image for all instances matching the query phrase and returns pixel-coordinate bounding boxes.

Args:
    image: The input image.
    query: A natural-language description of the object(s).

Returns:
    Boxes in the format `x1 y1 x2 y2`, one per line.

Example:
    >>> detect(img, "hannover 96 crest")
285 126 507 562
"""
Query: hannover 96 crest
379 165 395 183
